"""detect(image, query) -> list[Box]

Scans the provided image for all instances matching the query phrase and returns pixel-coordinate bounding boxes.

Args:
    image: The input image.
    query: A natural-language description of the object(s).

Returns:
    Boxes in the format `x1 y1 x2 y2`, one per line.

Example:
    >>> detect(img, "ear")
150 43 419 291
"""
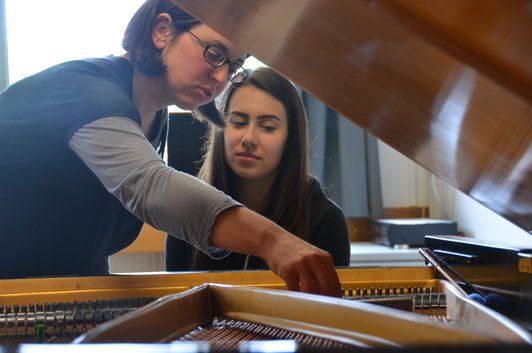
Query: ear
152 13 173 50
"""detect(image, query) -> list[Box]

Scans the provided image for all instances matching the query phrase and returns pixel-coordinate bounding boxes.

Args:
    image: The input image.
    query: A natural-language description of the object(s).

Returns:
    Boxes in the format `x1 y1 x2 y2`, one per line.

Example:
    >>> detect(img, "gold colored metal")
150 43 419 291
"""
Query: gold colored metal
518 252 532 274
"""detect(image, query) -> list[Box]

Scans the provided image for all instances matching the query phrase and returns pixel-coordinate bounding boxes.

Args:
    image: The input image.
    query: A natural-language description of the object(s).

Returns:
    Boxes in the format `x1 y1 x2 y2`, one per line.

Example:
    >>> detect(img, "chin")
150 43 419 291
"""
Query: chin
234 170 258 181
173 97 203 111
174 102 197 111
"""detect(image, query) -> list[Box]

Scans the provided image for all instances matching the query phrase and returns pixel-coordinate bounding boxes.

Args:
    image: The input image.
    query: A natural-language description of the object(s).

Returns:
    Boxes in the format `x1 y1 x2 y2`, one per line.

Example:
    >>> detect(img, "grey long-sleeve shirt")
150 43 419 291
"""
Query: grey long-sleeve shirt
69 116 240 257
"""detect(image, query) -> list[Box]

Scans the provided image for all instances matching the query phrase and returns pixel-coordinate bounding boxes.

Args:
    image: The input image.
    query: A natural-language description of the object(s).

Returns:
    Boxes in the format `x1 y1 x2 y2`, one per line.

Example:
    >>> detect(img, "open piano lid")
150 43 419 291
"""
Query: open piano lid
170 0 532 233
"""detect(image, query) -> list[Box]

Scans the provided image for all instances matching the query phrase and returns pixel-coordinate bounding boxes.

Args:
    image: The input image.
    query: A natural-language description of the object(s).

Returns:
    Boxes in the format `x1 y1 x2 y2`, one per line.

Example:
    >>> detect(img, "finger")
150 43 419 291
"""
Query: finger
312 256 342 297
284 273 301 292
298 270 321 295
320 267 342 297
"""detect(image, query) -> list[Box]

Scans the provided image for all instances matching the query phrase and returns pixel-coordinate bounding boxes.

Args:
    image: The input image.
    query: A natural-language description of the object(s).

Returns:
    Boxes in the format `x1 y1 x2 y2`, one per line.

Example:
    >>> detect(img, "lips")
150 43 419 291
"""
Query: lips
198 86 213 99
236 152 261 161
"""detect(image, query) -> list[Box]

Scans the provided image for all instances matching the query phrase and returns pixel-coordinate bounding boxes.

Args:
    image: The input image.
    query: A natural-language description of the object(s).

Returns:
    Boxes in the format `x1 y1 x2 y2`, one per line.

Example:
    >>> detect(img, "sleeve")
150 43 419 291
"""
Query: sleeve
68 116 242 258
310 202 351 267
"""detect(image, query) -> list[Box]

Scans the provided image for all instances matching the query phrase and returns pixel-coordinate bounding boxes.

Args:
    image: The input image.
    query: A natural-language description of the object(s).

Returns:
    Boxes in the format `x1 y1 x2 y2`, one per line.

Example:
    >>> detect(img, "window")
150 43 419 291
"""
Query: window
4 0 145 85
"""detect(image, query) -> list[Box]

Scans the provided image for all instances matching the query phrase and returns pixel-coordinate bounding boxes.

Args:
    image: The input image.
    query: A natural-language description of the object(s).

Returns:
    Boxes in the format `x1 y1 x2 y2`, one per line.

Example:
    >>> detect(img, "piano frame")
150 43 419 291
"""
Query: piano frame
1 268 530 347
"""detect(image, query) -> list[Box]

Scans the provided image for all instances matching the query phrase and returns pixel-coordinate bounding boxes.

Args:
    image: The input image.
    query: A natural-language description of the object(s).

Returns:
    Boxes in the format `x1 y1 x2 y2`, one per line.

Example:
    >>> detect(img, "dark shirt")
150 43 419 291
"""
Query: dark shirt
165 179 351 270
0 56 146 278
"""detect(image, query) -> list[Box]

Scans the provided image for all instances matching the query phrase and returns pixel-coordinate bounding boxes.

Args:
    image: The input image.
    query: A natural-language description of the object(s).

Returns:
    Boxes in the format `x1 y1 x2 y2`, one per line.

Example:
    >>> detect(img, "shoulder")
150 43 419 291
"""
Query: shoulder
308 178 347 232
309 177 343 218
2 56 140 135
51 56 133 96
49 57 139 123
50 56 131 78
307 177 351 266
23 56 133 98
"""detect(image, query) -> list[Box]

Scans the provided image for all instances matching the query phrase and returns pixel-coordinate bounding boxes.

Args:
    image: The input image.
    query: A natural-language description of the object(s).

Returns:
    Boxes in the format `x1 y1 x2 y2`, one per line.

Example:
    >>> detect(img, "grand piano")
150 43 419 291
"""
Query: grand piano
1 0 531 351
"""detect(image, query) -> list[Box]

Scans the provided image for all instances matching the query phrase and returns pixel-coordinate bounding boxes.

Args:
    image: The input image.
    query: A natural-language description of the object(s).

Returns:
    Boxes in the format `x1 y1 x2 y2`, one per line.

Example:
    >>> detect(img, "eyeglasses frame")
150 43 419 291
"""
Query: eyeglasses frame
186 30 248 84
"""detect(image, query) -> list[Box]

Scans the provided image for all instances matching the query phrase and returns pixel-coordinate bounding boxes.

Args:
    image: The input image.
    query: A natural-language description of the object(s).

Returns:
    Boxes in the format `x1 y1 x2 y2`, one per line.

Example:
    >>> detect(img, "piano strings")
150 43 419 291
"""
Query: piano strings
1 284 447 345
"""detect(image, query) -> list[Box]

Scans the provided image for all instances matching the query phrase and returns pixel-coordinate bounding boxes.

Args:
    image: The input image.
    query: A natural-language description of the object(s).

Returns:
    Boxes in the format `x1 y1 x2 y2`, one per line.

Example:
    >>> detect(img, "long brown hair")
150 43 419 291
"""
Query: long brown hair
199 67 311 240
122 0 224 126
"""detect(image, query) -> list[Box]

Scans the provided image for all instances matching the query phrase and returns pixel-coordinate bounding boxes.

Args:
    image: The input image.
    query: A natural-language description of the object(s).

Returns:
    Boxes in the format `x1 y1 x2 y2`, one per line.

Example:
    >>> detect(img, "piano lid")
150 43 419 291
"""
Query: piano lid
170 0 532 232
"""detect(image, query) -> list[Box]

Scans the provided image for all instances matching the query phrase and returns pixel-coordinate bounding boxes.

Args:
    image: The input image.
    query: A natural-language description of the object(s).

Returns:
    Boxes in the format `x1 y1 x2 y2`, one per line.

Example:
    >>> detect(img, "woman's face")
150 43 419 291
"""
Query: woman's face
154 19 246 110
224 85 289 184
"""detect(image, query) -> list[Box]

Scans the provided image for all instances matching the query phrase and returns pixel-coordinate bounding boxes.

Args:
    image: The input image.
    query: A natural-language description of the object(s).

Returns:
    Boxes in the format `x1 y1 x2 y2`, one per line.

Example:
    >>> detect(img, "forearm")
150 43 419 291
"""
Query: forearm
210 207 342 297
209 207 283 259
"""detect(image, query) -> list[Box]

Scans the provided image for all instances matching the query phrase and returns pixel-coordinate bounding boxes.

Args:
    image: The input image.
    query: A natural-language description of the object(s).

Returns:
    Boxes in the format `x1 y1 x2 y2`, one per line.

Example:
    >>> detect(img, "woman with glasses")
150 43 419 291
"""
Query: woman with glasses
165 67 350 271
0 0 340 296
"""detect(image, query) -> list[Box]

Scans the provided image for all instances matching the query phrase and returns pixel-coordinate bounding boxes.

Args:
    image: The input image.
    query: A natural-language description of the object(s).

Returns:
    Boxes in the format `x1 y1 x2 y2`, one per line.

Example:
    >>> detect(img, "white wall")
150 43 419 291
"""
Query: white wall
378 141 532 247
452 189 531 247
0 0 7 91
378 142 429 209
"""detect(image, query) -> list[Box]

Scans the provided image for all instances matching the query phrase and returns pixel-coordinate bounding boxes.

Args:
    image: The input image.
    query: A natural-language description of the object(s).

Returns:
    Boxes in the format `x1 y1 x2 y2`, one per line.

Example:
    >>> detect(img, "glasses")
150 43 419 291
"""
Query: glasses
186 30 248 84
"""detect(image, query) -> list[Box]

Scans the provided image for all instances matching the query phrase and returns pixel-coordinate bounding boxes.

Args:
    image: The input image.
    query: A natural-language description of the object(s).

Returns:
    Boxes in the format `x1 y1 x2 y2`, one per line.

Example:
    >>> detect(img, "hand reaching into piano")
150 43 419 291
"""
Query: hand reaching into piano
261 227 342 297
210 206 342 297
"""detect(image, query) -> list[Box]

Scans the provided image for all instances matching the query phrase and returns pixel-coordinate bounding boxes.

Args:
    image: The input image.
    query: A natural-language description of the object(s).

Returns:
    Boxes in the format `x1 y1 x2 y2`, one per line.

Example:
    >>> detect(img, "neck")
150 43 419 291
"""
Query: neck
236 177 276 214
132 68 168 136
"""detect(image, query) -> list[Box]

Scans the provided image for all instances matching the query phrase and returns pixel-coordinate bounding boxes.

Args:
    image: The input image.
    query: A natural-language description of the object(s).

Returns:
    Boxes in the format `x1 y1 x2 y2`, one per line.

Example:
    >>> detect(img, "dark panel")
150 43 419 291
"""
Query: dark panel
167 112 207 176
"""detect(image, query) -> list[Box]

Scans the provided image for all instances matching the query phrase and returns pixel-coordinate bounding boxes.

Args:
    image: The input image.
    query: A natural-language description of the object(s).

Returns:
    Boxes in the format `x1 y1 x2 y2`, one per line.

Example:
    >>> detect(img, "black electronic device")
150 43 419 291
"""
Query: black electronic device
369 218 458 247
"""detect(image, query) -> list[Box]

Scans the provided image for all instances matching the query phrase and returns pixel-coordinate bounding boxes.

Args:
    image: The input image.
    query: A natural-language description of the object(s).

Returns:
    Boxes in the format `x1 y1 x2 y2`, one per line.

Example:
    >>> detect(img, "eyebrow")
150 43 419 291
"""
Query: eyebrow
229 111 281 122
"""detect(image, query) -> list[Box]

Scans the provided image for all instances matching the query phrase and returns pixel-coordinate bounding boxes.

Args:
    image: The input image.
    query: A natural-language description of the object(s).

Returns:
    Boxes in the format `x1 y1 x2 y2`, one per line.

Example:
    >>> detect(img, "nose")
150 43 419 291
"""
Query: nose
209 64 230 85
241 126 257 148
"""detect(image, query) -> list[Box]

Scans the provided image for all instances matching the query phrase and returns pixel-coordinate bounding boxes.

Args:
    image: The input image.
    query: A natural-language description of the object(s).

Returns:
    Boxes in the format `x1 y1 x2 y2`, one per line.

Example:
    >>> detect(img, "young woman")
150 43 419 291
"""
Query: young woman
166 67 350 271
0 0 340 296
